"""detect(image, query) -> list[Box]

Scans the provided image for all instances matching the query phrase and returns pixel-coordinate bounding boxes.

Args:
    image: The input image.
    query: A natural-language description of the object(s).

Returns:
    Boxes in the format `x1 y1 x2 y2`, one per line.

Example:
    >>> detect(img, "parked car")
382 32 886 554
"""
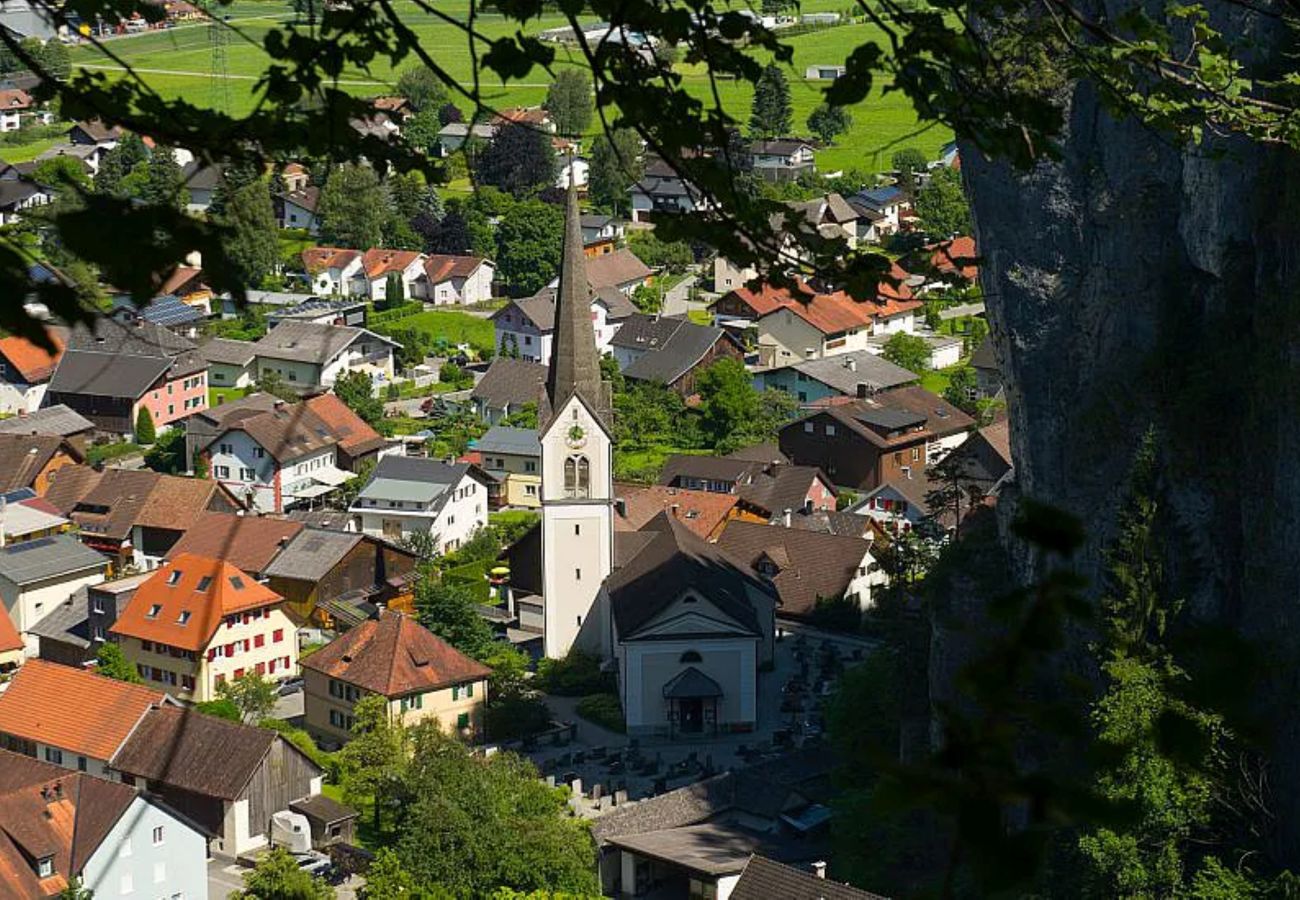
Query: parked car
278 676 304 696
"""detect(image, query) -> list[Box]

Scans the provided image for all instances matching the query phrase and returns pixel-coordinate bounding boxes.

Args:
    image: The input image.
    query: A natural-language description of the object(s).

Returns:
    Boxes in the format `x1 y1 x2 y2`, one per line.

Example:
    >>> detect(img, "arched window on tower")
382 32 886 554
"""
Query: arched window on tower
565 455 591 498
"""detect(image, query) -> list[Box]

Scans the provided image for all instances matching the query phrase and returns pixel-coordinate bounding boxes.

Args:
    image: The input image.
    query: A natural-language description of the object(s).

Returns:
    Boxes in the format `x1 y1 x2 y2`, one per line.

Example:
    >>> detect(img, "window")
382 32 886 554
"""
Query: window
465 682 473 698
525 485 537 496
457 712 470 729
254 634 264 648
196 576 212 592
273 629 284 643
798 391 807 402
37 857 52 878
77 756 87 771
176 611 191 626
575 568 581 581
573 524 581 536
804 422 814 433
120 872 133 894
680 650 703 663
214 465 230 478
92 597 104 614
44 747 61 764
563 455 591 498
142 640 153 652
826 424 837 436
253 447 265 458
911 446 921 462
240 467 255 481
525 461 537 473
145 604 162 619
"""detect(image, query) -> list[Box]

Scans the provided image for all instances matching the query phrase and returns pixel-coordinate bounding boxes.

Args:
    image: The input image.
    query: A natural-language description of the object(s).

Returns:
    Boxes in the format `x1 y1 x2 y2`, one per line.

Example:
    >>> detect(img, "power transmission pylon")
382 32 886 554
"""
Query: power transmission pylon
209 12 231 114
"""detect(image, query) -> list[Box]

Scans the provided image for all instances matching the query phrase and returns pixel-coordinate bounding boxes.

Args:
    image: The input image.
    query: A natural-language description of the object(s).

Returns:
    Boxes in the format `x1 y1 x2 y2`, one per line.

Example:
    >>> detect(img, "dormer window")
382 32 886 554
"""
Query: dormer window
177 611 191 626
229 576 245 590
36 856 53 878
166 570 182 586
145 604 162 619
196 576 212 592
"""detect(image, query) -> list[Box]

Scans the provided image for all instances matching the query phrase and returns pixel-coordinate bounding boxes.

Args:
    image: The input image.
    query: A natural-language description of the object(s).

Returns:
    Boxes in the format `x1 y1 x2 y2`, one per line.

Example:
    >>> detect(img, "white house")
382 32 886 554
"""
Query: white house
556 154 590 190
301 247 364 297
630 157 715 223
253 321 399 389
357 248 426 302
0 534 109 654
350 457 490 552
848 185 907 241
424 254 495 305
748 139 816 182
0 88 31 131
491 286 637 363
79 789 210 900
198 337 257 391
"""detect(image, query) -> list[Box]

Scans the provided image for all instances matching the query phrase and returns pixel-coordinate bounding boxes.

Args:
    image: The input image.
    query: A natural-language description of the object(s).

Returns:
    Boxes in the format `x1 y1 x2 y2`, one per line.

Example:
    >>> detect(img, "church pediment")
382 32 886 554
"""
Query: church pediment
625 606 755 641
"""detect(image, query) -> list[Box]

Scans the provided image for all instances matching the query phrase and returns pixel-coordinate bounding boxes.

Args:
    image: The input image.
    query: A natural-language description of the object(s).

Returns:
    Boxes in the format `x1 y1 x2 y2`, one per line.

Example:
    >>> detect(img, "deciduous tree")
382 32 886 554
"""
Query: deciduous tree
231 847 334 900
914 166 971 238
476 122 556 198
95 642 143 683
495 199 563 295
217 671 279 723
333 370 384 426
544 69 592 137
215 177 279 288
318 164 391 249
395 65 447 112
881 332 931 374
807 103 851 145
415 577 496 660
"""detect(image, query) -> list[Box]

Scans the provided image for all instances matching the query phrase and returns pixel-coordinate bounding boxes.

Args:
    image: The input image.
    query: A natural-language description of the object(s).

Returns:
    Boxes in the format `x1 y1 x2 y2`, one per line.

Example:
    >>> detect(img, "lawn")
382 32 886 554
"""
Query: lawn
69 3 950 173
86 441 144 465
0 136 62 163
614 443 709 483
371 308 496 356
209 386 251 406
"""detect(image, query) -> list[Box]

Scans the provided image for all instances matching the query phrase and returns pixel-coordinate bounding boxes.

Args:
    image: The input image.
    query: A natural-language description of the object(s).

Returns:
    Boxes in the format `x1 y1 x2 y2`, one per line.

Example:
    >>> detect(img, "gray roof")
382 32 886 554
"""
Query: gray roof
49 319 203 399
732 856 886 900
0 405 94 438
254 321 396 365
470 358 546 410
262 527 364 582
474 425 540 457
26 585 91 649
622 318 733 386
495 285 638 333
197 337 257 367
0 534 107 585
779 351 917 396
604 823 762 878
355 457 471 505
969 338 996 371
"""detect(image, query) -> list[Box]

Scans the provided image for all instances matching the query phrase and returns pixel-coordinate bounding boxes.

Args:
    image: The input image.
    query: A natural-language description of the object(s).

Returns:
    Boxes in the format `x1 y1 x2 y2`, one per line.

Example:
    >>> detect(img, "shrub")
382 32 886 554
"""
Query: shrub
195 699 242 721
576 693 626 733
536 650 612 696
134 407 156 444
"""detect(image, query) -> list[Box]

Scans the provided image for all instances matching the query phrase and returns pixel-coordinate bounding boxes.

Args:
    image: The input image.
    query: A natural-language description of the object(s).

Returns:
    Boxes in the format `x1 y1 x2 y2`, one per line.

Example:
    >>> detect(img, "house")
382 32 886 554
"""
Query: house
28 572 151 668
752 350 918 405
110 705 326 857
350 456 490 550
423 254 495 306
556 153 590 190
109 294 209 338
493 285 638 363
45 319 209 437
0 405 95 451
580 213 624 253
197 336 258 390
198 399 346 514
275 185 321 233
179 160 222 213
613 484 755 540
265 297 369 328
304 392 389 471
301 247 363 297
658 455 836 520
922 235 979 283
0 534 108 652
0 433 82 494
849 474 937 536
357 248 425 302
164 511 304 577
436 122 498 155
262 527 419 628
969 338 1001 398
610 314 745 397
873 331 963 370
848 185 907 241
733 855 885 900
0 749 210 900
0 604 22 671
630 156 713 223
748 138 816 182
0 87 31 131
584 247 653 296
470 357 547 423
302 610 491 747
0 177 51 224
778 388 973 490
0 660 170 779
68 119 122 149
253 321 399 390
805 64 847 79
716 519 885 619
111 553 297 700
0 495 69 546
474 425 541 509
0 329 63 413
33 143 103 177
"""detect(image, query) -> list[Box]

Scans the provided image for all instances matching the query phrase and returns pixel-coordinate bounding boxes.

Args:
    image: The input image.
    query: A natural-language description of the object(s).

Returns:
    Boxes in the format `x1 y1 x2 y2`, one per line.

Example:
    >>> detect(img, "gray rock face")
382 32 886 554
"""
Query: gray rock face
954 73 1300 850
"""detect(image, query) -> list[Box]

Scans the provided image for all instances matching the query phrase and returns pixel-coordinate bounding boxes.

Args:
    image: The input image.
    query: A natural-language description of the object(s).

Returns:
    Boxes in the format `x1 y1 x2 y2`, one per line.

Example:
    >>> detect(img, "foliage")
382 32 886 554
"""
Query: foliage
133 406 156 444
57 878 93 900
536 650 611 697
215 178 280 289
318 164 391 250
913 166 971 239
230 847 335 900
881 332 931 374
334 370 384 427
544 69 593 138
891 147 928 197
92 134 148 198
95 642 143 683
495 199 563 296
626 229 692 270
33 155 91 191
484 644 552 741
438 361 473 390
807 103 852 145
396 65 447 112
85 440 142 466
24 38 69 81
695 358 796 453
259 718 334 769
942 365 980 415
613 380 692 452
400 108 442 156
414 575 497 661
141 147 184 210
255 370 301 402
587 128 642 216
334 457 375 512
476 123 556 198
361 848 419 899
749 64 792 139
338 694 410 837
143 426 187 474
195 698 243 722
575 693 626 733
217 671 279 723
500 402 538 429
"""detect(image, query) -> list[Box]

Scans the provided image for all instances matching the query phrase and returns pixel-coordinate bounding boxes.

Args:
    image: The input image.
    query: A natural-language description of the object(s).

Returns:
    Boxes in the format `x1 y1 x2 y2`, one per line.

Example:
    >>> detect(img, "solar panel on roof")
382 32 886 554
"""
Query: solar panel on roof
4 536 55 554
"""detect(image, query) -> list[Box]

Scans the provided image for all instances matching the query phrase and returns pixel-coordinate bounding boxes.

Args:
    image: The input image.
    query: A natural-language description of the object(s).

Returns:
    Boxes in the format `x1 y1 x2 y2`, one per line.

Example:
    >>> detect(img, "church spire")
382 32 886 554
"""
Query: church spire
543 178 609 428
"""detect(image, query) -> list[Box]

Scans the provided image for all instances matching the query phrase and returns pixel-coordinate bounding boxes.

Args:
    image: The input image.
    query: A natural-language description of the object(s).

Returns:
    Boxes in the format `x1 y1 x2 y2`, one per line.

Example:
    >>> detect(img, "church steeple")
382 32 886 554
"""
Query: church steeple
543 180 609 429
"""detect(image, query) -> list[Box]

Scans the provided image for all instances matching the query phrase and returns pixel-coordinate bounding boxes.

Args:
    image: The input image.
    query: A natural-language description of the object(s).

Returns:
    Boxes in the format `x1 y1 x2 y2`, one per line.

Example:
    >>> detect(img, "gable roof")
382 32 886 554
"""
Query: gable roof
928 235 978 280
210 401 339 464
64 468 229 542
0 660 166 760
304 393 386 458
584 247 652 290
48 319 202 400
165 512 304 574
0 329 64 383
614 484 739 539
470 357 546 410
715 520 873 618
301 609 491 696
301 247 361 274
0 434 80 492
734 464 833 517
809 386 974 443
424 254 488 283
111 553 281 651
111 706 305 801
474 425 540 458
0 405 93 439
619 316 738 386
197 336 257 367
0 602 20 653
780 350 917 396
493 286 638 333
732 855 886 900
356 456 475 506
728 283 876 336
254 321 394 366
0 533 107 585
969 338 996 372
360 248 423 279
261 527 366 582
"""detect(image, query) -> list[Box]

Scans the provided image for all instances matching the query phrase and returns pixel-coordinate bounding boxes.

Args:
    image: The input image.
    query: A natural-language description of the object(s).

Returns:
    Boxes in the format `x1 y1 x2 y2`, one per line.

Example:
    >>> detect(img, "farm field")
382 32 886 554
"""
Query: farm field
68 0 950 173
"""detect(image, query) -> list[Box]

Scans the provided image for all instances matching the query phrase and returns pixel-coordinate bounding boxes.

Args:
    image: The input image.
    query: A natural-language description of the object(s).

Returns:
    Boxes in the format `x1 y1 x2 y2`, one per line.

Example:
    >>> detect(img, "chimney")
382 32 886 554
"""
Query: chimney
670 503 680 518
614 498 626 517
856 382 868 399
782 508 791 527
811 861 827 879
846 357 857 372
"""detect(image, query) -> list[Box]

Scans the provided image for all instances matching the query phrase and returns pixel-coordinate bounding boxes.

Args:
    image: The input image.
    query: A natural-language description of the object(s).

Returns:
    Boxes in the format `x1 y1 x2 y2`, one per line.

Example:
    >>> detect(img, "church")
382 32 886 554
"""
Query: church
517 184 778 738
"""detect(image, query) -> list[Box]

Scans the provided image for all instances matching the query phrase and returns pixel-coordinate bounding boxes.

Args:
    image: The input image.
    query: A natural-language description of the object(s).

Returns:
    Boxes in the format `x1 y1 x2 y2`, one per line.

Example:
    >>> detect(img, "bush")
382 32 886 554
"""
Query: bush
536 650 612 696
134 407 156 445
258 717 335 769
576 693 626 733
195 699 242 721
368 300 424 327
486 694 553 741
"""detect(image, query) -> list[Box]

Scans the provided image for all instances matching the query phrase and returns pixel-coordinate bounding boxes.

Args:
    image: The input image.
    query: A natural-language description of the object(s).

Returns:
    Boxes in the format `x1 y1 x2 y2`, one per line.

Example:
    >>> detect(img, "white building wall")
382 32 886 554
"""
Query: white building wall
81 796 209 900
2 568 108 653
353 473 487 551
0 379 45 414
208 430 279 513
206 361 254 390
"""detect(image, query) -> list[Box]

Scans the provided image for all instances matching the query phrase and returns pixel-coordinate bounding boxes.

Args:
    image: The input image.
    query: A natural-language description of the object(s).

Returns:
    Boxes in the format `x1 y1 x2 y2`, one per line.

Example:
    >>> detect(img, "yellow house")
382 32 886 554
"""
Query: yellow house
475 425 541 509
110 553 298 702
300 610 491 747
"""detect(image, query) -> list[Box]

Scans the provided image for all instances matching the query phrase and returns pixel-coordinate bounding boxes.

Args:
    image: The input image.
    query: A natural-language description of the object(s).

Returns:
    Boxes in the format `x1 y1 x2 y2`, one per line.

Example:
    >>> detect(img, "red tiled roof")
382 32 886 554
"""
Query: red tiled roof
424 254 485 283
494 107 549 126
0 330 64 383
360 248 423 279
164 512 304 574
0 603 19 653
0 660 166 760
158 265 204 297
301 247 361 274
301 610 491 696
928 235 978 281
304 393 385 456
614 484 739 540
110 553 282 651
0 89 31 110
731 282 875 335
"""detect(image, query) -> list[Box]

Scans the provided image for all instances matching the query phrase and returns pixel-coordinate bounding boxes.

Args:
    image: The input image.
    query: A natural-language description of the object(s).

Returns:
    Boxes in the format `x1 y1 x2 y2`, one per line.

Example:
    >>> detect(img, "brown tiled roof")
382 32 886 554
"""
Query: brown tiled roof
165 512 303 573
812 385 974 442
585 248 651 290
0 89 31 110
41 464 102 516
111 706 294 801
614 483 738 539
470 357 546 410
928 235 978 281
0 328 64 383
735 465 832 517
732 855 887 900
360 248 423 279
301 247 360 274
424 254 486 283
304 393 386 457
0 660 166 760
134 476 227 530
0 434 80 492
213 402 338 464
63 469 228 542
979 419 1011 467
715 519 874 619
301 610 491 696
111 553 281 652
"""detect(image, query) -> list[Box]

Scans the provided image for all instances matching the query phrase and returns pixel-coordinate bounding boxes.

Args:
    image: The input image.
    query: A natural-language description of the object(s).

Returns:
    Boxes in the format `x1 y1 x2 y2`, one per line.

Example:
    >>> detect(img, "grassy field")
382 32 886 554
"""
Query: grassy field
371 308 496 355
68 1 949 173
0 137 62 163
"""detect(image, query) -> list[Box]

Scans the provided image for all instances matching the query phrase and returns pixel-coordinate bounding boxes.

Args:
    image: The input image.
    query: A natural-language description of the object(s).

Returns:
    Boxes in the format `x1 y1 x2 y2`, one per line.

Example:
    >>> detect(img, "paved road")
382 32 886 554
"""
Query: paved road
661 273 698 318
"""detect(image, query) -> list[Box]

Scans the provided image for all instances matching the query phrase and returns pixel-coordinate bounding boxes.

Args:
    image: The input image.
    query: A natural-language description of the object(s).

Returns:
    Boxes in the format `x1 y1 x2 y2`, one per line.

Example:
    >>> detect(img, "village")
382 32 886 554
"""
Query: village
0 20 1014 897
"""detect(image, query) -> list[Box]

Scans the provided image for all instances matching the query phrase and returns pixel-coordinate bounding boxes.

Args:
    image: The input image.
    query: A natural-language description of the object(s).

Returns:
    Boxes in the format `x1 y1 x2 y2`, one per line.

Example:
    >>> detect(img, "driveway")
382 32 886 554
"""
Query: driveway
660 273 698 318
208 857 364 899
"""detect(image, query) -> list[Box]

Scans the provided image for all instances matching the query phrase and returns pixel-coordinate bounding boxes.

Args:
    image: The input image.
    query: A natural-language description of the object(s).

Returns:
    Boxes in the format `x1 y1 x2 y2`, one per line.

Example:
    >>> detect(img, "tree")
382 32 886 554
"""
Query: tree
217 671 279 723
33 156 90 191
334 370 384 426
231 847 335 900
362 849 418 899
396 65 447 112
195 698 243 721
587 128 643 215
626 230 692 270
93 134 148 198
415 577 496 660
144 426 188 473
891 147 929 198
881 332 931 374
134 406 156 444
749 64 792 138
255 370 301 401
57 878 93 900
913 166 972 238
942 365 979 415
317 164 391 249
37 39 70 81
400 108 442 154
95 642 142 683
215 178 280 288
544 69 592 137
140 147 184 210
338 694 410 836
438 102 463 125
695 358 794 453
475 122 556 198
495 199 563 296
807 103 852 144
